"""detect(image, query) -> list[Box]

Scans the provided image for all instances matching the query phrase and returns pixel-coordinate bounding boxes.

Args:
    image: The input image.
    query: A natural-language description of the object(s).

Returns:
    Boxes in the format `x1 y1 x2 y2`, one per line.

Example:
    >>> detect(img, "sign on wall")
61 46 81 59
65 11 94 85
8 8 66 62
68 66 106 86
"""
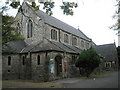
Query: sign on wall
50 58 54 73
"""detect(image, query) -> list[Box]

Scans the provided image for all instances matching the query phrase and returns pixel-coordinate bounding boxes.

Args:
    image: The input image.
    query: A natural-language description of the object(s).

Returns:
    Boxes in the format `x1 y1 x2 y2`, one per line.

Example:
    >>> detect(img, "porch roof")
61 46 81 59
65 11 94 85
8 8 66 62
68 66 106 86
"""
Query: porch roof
2 40 82 54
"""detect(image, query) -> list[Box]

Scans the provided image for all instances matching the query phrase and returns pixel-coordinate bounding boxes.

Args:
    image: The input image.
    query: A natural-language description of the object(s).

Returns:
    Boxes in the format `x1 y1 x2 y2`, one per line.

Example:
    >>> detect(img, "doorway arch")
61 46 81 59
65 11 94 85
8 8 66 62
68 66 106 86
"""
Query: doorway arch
55 55 62 76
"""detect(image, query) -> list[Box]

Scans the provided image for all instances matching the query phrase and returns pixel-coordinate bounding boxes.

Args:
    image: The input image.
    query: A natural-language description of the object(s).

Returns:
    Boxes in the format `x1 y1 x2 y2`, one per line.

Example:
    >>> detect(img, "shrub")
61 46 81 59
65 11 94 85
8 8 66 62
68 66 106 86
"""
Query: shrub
75 48 101 77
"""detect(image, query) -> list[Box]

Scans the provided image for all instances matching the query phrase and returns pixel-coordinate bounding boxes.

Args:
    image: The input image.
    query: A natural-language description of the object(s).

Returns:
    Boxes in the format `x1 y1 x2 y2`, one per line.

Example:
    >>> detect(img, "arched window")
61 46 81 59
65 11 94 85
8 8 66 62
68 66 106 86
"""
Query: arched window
74 38 77 45
81 40 84 48
8 56 11 66
72 37 77 46
51 29 57 40
86 42 89 49
51 29 54 39
64 34 68 43
37 55 40 65
27 19 33 38
22 56 25 65
17 23 20 34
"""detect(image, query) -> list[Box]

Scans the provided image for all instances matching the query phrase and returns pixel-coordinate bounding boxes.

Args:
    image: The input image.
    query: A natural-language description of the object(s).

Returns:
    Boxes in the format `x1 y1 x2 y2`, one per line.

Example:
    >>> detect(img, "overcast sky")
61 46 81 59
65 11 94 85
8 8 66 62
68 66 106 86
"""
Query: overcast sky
1 0 118 46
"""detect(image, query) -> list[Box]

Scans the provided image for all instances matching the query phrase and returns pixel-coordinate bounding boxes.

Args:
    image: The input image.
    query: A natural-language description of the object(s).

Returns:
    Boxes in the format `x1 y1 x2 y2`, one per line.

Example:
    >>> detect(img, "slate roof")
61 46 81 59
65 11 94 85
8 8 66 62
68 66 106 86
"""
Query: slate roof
2 2 89 54
94 43 118 62
21 40 64 53
35 10 90 41
2 39 82 54
24 2 90 41
21 39 82 54
2 40 27 54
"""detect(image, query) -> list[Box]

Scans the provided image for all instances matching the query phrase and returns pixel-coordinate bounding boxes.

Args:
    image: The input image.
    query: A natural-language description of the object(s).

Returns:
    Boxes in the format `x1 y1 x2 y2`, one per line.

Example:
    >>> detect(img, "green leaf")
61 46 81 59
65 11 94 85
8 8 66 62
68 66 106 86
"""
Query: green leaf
43 1 54 16
60 2 77 16
10 2 20 9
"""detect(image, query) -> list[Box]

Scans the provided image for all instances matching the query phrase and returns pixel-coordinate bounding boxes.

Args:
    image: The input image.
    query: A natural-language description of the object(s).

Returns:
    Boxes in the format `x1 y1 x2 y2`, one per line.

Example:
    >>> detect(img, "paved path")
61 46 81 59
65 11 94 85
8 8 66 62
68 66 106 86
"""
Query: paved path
53 71 119 88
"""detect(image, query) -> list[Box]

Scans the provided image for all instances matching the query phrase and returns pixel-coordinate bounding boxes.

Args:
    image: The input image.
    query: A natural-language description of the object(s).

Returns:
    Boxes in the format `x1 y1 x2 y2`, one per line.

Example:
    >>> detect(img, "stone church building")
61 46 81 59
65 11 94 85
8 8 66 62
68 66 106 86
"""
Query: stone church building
2 2 118 82
2 2 93 81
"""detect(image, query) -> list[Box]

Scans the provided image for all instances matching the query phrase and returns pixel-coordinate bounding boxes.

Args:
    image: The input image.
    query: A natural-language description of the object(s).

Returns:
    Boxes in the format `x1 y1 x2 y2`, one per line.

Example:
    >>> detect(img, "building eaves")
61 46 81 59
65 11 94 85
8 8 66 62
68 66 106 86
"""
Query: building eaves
36 10 90 41
23 2 91 41
2 40 27 54
94 43 118 62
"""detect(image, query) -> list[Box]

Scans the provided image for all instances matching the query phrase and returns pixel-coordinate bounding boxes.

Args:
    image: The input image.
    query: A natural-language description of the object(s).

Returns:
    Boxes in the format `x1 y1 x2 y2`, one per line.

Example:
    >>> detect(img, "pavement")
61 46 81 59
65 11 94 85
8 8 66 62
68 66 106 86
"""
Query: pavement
2 71 119 88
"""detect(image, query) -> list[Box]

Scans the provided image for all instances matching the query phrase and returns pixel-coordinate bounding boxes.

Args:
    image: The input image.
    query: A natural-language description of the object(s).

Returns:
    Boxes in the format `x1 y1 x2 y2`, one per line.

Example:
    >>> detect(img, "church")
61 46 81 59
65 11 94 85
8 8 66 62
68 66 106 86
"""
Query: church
2 2 118 82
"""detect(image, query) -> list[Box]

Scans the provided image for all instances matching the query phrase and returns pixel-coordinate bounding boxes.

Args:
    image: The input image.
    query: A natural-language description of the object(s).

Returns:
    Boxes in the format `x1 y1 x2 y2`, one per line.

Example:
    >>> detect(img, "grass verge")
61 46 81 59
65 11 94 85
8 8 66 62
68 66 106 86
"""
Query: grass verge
77 69 116 79
2 80 64 88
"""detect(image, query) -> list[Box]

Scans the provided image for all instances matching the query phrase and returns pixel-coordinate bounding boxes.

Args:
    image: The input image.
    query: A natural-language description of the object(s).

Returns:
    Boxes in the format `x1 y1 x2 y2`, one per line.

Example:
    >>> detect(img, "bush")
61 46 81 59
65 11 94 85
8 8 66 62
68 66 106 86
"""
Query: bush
75 48 101 77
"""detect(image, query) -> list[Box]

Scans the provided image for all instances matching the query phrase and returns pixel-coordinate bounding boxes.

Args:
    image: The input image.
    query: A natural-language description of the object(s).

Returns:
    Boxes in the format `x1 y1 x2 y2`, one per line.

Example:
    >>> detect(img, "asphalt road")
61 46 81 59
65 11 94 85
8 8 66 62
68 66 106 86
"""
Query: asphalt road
2 71 119 88
53 71 119 88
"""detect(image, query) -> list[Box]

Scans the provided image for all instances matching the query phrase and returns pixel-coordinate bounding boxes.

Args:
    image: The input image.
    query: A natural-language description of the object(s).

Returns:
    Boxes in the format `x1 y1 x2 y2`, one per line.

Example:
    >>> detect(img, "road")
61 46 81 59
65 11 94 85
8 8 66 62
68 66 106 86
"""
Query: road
2 71 119 88
53 71 119 88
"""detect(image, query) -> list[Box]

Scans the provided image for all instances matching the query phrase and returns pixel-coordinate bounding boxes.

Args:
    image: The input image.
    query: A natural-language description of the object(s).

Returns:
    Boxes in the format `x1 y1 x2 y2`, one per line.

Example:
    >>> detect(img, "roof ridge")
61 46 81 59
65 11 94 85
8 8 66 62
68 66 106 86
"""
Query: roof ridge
97 43 115 46
77 29 91 40
62 43 79 53
20 40 43 53
21 2 91 41
44 37 66 52
36 10 77 30
37 10 91 41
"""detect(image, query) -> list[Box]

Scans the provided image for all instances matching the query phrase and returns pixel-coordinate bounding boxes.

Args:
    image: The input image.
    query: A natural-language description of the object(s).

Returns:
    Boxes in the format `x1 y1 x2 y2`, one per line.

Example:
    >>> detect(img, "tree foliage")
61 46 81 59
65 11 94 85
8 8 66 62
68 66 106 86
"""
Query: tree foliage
75 48 101 77
2 14 24 45
111 0 120 30
43 0 55 16
60 2 78 15
7 0 78 16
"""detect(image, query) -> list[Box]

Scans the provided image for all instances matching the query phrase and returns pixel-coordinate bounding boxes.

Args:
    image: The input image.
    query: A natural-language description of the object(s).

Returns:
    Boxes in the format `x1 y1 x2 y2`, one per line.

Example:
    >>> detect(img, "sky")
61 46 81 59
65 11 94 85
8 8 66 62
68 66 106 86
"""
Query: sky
1 0 118 46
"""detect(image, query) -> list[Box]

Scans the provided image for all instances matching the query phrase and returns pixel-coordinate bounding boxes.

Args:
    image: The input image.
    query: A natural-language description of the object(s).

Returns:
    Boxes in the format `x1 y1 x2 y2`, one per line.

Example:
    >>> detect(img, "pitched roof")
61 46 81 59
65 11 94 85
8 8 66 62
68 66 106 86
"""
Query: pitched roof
21 39 82 54
3 39 82 54
2 40 27 54
94 43 118 62
36 10 90 41
23 2 91 41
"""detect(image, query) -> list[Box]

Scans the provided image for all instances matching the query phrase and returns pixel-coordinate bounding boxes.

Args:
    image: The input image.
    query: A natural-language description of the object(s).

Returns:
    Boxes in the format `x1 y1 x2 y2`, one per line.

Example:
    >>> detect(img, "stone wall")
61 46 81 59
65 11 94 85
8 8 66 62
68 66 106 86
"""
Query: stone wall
31 53 47 82
47 52 80 80
44 24 91 50
2 51 80 81
19 54 32 80
15 3 45 45
2 54 20 80
66 54 80 78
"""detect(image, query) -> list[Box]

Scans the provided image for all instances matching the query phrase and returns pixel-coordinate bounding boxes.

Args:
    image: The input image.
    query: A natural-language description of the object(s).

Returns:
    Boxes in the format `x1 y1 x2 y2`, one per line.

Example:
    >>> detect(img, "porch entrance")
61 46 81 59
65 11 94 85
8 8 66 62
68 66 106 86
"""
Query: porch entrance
55 55 62 76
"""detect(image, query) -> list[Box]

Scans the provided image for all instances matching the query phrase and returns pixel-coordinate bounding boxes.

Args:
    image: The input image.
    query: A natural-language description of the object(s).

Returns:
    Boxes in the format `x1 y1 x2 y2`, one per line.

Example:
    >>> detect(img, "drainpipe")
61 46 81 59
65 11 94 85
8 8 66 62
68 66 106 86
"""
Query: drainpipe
44 51 49 82
63 52 67 78
26 51 32 80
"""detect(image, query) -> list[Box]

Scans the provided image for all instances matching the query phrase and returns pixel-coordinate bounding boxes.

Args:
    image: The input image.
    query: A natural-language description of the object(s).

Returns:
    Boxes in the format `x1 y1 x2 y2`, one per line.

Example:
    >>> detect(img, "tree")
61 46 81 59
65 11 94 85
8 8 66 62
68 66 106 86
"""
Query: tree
5 0 78 16
75 48 101 77
111 0 120 30
2 14 24 45
1 4 24 45
117 46 120 68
